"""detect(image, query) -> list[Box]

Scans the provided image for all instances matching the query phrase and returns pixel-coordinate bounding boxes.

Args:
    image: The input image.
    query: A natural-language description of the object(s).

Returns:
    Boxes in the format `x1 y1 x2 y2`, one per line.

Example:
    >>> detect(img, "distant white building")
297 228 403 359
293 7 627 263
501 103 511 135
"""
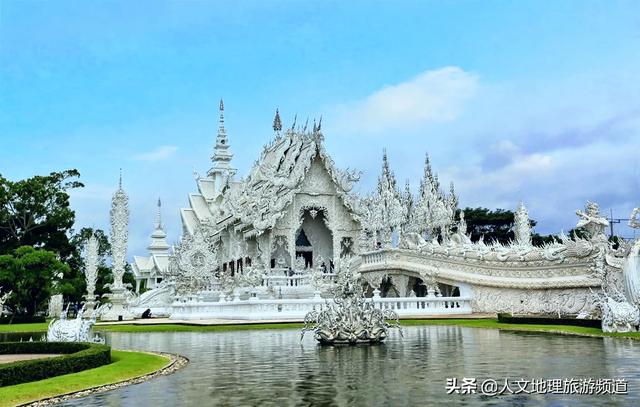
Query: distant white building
132 198 170 293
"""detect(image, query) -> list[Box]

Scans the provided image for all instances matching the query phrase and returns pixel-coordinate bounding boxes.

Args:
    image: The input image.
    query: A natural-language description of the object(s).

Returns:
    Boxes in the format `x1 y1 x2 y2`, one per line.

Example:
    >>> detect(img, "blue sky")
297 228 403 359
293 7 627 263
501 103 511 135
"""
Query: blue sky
1 1 639 256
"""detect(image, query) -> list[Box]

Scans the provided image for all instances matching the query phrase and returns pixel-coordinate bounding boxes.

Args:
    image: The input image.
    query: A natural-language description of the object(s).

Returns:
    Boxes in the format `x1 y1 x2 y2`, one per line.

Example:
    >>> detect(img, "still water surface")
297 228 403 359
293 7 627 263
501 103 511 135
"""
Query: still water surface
61 326 639 406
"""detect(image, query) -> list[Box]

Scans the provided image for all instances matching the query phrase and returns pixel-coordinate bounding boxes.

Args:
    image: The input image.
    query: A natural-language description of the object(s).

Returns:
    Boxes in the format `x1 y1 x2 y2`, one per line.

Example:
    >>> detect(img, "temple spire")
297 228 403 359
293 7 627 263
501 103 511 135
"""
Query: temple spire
155 197 162 230
208 98 236 182
149 197 169 254
218 99 225 135
514 201 532 246
273 108 282 132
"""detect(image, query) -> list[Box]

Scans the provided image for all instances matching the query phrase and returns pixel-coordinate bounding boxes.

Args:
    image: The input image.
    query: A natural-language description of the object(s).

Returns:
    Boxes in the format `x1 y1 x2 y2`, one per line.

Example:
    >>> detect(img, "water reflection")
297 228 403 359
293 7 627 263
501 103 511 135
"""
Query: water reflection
61 326 639 406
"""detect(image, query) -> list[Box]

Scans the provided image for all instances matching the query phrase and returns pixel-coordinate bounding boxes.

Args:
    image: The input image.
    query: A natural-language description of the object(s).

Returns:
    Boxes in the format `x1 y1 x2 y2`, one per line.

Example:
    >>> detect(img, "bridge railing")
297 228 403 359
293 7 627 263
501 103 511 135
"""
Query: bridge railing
170 295 472 320
372 296 472 314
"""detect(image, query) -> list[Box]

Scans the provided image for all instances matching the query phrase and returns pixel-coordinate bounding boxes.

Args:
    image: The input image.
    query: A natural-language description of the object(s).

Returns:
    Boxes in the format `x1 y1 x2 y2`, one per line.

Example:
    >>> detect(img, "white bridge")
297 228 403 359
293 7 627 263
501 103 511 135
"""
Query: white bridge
355 246 603 316
169 295 472 320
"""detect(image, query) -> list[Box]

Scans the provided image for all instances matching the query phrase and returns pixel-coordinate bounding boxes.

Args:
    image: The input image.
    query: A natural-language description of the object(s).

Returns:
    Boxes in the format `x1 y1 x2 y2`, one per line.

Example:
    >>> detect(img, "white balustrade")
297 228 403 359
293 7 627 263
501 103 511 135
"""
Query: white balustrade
169 295 472 320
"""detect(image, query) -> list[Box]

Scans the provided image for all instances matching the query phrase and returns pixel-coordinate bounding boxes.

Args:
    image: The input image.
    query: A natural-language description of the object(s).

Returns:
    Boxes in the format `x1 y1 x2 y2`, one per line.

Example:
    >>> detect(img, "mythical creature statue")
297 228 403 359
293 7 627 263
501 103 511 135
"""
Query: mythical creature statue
398 232 427 250
47 303 110 342
0 287 12 315
623 207 640 305
575 201 609 242
596 290 640 333
301 261 401 344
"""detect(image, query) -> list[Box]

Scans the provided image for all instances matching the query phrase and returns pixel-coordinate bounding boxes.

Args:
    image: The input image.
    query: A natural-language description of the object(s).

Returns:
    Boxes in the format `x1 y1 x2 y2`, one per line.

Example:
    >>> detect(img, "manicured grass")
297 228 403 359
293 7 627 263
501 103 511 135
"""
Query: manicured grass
0 322 49 333
400 318 640 339
0 350 170 407
94 322 304 332
2 318 640 340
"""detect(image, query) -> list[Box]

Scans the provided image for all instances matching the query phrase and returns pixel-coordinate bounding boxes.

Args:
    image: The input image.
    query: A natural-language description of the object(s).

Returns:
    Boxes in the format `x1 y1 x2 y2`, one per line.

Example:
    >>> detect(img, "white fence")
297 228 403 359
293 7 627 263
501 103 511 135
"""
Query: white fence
169 296 473 320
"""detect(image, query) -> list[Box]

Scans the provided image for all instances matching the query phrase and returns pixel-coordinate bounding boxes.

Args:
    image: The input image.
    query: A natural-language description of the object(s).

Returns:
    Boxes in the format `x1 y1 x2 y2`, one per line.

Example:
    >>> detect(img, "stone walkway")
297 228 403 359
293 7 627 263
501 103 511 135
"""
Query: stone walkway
95 313 496 326
0 354 61 364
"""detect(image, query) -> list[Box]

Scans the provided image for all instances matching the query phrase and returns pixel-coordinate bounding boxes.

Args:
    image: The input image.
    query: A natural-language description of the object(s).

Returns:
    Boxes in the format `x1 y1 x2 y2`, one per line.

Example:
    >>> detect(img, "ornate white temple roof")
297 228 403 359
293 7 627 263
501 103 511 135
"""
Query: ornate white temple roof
180 110 361 237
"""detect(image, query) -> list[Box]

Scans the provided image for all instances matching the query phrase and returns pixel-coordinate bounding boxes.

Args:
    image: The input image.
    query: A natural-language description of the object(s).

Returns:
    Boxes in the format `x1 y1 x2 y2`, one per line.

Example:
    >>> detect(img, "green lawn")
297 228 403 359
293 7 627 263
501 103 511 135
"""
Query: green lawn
0 322 49 333
2 318 640 340
94 322 304 332
0 350 170 407
400 318 640 339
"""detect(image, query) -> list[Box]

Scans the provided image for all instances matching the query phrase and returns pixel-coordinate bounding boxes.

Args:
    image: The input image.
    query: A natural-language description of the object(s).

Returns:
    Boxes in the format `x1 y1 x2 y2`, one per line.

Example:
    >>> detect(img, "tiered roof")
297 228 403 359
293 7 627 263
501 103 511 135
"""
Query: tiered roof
181 112 361 237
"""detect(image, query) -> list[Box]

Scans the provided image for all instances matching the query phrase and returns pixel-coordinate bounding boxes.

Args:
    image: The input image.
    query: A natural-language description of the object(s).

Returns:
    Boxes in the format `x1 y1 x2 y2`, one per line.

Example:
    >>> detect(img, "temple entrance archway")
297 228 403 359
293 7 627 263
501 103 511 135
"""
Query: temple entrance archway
295 207 333 270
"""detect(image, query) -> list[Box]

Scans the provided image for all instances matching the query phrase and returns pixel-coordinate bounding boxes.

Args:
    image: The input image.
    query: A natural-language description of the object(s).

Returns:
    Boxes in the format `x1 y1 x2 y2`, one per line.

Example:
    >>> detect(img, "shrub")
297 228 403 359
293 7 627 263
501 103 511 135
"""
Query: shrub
497 313 601 328
0 315 46 324
0 342 111 386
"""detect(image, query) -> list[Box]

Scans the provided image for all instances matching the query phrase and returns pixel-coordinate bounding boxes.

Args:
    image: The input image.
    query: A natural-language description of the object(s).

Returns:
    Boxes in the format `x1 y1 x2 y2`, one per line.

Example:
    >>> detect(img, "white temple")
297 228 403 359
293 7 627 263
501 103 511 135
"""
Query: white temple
132 199 170 293
120 101 640 332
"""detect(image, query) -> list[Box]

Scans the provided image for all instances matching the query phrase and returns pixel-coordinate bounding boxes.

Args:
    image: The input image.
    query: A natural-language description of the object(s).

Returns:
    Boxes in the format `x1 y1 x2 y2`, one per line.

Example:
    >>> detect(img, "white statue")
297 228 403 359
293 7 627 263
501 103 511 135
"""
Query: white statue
398 232 427 250
514 201 532 246
623 207 640 305
301 261 401 344
575 201 609 242
0 287 12 315
101 174 134 321
597 290 639 333
83 234 100 315
47 303 110 342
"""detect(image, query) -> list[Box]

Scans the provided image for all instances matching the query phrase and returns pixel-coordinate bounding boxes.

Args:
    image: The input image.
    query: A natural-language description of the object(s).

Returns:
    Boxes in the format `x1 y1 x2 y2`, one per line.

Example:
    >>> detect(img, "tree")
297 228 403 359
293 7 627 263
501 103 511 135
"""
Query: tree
459 207 564 246
0 246 69 317
458 207 518 244
0 170 84 259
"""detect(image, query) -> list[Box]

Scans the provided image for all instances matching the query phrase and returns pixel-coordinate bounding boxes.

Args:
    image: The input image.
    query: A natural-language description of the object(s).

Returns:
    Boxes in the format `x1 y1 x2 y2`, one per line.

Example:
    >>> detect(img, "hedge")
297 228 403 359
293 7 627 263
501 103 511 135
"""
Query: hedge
0 316 46 325
497 313 602 328
0 342 111 386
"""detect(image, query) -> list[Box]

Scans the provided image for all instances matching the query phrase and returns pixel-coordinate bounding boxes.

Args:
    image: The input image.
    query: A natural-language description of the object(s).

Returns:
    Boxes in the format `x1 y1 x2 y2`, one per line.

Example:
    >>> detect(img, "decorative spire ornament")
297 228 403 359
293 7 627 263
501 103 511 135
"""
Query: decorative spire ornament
514 201 532 246
208 98 236 185
273 108 282 132
83 234 99 314
110 175 129 291
218 99 225 134
101 173 134 321
148 197 170 255
155 197 162 229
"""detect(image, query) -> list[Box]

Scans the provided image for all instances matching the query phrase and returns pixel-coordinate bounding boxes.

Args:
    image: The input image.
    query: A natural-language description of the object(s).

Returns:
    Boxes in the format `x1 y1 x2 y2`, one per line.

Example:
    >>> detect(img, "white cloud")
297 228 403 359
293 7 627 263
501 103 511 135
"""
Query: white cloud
132 145 178 161
333 66 479 133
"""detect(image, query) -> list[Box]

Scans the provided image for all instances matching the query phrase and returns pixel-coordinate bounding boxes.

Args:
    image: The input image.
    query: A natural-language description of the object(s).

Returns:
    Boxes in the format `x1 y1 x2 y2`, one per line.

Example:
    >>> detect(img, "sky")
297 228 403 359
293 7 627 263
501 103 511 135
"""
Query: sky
1 1 639 257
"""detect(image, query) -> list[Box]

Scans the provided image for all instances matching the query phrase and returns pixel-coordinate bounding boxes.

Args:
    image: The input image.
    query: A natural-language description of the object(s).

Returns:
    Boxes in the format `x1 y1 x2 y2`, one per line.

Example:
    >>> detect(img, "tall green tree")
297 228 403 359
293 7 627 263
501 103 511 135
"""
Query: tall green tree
458 207 560 246
0 246 69 317
458 207 520 244
0 170 84 258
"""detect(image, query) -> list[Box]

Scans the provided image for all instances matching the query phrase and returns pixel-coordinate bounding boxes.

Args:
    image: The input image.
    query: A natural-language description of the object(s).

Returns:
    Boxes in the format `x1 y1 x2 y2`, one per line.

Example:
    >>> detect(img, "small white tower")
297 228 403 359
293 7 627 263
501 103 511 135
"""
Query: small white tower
148 198 170 255
208 99 236 196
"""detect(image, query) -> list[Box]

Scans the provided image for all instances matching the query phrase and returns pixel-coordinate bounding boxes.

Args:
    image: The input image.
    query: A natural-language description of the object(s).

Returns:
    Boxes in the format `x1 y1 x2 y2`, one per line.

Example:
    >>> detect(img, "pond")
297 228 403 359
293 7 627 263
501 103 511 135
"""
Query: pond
61 326 638 406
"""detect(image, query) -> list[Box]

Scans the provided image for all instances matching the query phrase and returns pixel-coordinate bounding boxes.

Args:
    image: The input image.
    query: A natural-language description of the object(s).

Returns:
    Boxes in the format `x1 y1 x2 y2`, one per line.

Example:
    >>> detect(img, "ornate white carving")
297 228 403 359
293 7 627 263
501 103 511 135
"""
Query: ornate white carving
302 261 401 344
0 287 11 315
595 289 639 333
576 201 609 242
109 179 128 291
47 304 110 342
84 235 99 309
167 226 218 295
623 208 640 305
514 201 532 247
